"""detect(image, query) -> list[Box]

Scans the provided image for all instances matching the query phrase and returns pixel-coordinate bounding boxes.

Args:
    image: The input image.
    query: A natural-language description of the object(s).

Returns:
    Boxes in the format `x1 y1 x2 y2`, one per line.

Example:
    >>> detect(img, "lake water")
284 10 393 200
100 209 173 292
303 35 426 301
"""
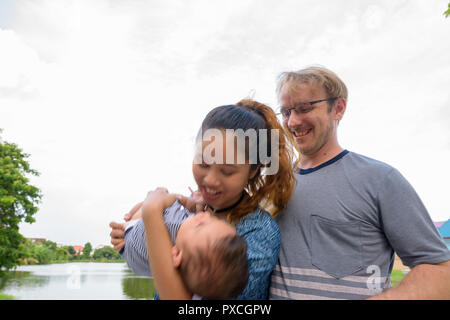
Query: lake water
0 262 156 300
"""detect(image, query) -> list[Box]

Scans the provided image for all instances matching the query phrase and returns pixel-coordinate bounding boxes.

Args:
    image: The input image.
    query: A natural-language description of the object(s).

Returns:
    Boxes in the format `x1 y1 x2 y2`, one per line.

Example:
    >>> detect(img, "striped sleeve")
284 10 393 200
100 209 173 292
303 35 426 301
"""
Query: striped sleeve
121 219 153 277
120 201 189 277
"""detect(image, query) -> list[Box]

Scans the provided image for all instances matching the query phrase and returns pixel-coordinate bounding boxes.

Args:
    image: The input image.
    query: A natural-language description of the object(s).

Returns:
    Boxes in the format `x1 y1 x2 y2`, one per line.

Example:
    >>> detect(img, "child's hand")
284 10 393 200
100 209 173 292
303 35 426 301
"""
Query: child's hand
124 201 144 221
176 187 206 213
142 187 177 214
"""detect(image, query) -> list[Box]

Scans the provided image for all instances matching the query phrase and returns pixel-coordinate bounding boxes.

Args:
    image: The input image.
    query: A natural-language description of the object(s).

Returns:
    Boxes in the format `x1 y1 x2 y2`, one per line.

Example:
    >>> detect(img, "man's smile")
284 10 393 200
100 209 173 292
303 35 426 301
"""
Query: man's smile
292 128 312 137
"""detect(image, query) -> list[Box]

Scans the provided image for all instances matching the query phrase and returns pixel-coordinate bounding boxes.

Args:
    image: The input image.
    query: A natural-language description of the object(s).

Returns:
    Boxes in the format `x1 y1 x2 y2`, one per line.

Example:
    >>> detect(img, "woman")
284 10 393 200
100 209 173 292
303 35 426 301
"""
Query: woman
110 99 297 299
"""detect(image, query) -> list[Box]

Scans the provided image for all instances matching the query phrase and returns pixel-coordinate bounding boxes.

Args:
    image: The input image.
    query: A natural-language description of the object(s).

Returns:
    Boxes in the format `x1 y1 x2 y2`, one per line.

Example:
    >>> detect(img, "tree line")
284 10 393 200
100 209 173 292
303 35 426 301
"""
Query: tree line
17 240 122 265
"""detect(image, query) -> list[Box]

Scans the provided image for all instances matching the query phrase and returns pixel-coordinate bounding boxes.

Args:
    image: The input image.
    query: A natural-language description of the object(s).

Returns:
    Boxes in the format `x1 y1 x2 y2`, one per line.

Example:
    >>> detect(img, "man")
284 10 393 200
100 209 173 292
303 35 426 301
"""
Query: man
110 66 450 299
269 66 450 299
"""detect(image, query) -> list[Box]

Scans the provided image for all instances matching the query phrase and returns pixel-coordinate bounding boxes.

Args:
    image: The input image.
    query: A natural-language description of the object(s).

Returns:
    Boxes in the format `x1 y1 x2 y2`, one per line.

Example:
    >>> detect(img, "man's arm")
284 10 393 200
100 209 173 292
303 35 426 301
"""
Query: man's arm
370 260 450 299
375 168 450 299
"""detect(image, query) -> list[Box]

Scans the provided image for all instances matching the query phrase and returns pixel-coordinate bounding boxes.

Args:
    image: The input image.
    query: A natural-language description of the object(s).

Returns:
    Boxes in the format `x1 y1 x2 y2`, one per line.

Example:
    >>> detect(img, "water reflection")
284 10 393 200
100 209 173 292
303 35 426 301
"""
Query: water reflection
0 270 49 290
0 263 155 300
122 277 155 300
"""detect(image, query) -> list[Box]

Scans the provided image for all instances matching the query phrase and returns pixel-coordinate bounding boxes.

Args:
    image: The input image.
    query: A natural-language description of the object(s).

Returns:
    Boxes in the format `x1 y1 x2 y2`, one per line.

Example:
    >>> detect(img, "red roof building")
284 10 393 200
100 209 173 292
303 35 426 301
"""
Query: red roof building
73 245 84 255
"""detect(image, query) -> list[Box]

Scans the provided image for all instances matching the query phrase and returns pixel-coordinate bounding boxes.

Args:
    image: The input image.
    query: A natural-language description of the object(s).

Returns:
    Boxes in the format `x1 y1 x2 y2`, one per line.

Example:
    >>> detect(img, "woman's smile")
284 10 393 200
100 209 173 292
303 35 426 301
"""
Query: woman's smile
201 186 222 200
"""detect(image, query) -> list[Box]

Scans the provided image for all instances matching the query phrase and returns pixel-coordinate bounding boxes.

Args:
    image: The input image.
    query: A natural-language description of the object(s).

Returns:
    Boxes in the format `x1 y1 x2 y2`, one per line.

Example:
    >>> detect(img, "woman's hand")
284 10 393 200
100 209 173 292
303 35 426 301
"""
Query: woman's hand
176 187 206 213
109 222 126 251
109 201 144 251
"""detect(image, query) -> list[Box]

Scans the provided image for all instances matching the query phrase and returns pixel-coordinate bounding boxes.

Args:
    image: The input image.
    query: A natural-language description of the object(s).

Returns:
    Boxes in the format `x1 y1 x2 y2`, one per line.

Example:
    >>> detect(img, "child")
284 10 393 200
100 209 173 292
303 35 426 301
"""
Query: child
111 99 297 299
121 196 249 299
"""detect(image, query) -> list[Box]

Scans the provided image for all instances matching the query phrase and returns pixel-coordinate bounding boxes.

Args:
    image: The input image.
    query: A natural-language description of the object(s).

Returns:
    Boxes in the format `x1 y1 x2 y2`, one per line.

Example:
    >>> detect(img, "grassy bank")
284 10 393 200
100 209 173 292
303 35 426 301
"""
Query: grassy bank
390 270 406 287
73 259 125 263
19 258 125 265
0 293 15 300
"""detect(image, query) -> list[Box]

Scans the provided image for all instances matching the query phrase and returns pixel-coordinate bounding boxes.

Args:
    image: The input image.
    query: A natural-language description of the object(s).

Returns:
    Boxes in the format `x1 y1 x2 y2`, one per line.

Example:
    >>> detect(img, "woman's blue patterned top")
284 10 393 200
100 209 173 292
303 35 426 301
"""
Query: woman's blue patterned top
233 208 281 300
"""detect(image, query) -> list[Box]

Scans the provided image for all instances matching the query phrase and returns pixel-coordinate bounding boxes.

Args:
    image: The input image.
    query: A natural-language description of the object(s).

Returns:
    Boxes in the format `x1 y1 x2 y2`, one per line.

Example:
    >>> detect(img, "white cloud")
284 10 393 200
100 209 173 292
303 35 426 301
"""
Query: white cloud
0 0 448 247
0 28 43 99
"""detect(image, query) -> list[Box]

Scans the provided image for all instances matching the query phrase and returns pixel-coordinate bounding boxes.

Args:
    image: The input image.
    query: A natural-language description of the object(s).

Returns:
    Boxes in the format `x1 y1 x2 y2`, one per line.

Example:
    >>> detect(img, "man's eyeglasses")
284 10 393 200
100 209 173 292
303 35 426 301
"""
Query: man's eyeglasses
277 97 337 119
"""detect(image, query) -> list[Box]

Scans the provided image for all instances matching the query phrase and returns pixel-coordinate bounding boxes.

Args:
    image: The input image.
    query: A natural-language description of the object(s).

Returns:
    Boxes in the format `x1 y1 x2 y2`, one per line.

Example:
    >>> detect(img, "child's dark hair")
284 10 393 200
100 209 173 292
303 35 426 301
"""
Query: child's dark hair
179 234 249 299
197 99 297 221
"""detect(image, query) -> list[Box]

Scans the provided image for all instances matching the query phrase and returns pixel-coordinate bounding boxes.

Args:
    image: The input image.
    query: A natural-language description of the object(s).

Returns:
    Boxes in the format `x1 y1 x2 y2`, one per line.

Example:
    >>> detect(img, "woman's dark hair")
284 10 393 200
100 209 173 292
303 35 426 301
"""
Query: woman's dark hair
199 104 269 171
195 99 297 221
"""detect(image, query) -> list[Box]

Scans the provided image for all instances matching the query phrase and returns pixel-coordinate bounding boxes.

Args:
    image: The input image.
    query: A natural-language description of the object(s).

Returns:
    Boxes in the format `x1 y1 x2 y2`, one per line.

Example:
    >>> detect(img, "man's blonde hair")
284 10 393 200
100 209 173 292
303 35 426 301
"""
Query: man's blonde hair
276 66 348 106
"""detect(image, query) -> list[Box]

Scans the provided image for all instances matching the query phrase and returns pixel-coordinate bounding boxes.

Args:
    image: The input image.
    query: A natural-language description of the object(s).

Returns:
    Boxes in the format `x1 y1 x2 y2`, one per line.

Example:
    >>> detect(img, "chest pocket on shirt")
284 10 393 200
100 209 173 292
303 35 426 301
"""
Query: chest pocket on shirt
310 215 363 279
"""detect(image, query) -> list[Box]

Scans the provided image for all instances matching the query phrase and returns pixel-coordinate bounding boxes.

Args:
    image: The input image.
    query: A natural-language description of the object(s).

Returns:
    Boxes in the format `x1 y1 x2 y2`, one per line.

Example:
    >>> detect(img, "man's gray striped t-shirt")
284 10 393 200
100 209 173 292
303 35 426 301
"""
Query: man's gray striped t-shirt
270 151 450 300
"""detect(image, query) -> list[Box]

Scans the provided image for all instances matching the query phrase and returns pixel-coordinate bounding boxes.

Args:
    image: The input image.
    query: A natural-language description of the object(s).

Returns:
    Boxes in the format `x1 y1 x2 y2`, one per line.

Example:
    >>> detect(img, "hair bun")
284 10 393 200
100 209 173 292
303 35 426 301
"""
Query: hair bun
236 99 269 122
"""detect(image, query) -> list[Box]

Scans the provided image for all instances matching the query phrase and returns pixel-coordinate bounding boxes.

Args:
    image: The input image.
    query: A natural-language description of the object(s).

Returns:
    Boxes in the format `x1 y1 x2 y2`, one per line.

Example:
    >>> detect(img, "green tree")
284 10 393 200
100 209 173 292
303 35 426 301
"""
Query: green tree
67 245 75 255
93 246 121 260
67 245 77 260
56 246 70 261
17 239 57 265
445 2 450 17
82 242 92 259
30 242 53 264
0 130 42 273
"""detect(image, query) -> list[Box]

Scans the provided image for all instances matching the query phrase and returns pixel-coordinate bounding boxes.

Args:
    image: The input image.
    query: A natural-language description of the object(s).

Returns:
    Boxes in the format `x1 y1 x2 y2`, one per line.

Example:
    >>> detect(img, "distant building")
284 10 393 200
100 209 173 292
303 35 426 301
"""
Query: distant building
437 220 450 250
393 254 410 271
437 219 450 237
73 245 84 255
434 221 444 229
28 238 46 243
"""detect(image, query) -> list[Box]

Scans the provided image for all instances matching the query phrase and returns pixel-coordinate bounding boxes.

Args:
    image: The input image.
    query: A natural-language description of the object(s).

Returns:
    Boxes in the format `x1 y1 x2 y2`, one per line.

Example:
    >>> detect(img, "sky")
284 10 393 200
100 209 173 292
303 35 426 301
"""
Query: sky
1 0 449 248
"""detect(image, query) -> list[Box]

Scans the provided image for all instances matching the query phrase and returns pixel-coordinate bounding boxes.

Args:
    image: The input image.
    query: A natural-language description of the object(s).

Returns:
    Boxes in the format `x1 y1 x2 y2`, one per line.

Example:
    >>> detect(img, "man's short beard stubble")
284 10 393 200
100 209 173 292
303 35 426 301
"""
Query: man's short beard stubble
298 119 335 157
